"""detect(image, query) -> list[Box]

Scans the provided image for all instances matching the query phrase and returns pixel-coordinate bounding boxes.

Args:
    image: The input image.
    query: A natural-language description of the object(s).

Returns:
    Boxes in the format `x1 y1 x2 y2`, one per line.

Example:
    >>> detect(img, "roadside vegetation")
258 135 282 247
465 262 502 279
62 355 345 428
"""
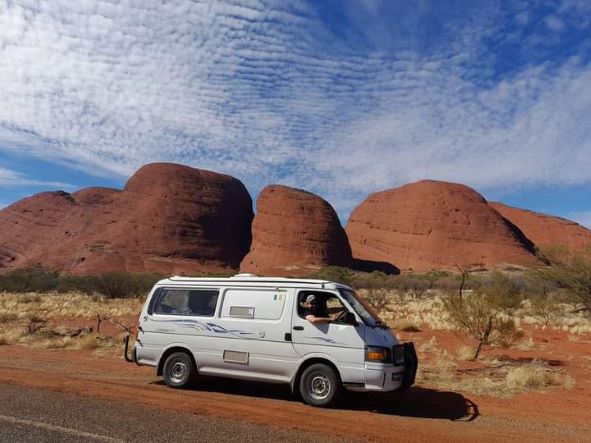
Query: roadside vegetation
0 291 142 351
1 248 590 397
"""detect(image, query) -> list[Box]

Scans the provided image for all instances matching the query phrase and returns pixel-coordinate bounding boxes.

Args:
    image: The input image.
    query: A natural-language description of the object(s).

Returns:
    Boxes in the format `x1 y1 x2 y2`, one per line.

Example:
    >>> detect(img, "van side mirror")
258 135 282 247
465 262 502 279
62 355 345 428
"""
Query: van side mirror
343 312 358 326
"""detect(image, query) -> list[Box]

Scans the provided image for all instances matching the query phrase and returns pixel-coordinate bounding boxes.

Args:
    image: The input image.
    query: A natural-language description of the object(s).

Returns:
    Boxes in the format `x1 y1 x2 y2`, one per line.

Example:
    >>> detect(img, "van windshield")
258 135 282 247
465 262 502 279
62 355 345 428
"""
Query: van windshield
339 289 386 328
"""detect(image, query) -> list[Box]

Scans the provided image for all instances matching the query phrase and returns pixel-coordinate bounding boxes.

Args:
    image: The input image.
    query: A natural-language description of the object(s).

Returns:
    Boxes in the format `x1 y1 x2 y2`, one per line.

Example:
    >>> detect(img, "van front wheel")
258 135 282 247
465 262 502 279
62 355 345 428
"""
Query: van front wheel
163 352 196 389
299 363 341 407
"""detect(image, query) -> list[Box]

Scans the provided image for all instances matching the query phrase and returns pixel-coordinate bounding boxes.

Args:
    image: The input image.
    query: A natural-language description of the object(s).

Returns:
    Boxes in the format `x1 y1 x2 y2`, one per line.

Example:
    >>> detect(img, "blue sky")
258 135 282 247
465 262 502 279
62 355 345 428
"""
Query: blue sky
0 0 590 227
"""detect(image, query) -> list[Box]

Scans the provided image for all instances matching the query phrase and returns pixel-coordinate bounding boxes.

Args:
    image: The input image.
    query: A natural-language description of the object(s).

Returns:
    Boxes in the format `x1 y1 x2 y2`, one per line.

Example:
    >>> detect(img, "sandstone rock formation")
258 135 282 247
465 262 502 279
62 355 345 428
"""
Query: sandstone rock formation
240 185 352 276
0 163 253 274
346 180 539 272
490 202 591 252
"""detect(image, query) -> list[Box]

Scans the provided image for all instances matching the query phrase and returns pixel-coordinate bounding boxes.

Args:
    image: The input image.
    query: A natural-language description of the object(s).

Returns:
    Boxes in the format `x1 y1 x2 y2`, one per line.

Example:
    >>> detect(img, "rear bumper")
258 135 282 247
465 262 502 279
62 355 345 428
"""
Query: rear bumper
123 333 138 364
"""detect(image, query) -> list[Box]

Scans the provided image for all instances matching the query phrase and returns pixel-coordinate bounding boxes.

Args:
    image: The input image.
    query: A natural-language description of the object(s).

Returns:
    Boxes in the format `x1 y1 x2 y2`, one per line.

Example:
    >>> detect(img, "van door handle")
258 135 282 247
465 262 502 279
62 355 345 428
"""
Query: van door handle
293 326 304 331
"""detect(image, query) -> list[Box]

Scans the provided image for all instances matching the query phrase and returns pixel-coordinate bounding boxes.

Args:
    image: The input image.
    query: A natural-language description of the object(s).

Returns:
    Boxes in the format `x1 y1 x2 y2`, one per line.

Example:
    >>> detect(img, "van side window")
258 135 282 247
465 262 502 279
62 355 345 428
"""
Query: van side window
297 291 347 319
153 289 219 317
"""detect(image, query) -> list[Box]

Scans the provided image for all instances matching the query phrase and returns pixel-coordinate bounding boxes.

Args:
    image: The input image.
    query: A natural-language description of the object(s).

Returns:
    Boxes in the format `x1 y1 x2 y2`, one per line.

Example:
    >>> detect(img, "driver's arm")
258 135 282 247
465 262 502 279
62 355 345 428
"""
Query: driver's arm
329 309 346 319
305 314 332 324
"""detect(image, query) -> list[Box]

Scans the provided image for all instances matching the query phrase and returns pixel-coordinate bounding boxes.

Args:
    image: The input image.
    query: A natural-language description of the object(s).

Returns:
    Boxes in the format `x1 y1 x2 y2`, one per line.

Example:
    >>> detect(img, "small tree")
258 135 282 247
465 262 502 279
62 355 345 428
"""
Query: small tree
443 271 522 360
364 288 391 314
522 271 559 326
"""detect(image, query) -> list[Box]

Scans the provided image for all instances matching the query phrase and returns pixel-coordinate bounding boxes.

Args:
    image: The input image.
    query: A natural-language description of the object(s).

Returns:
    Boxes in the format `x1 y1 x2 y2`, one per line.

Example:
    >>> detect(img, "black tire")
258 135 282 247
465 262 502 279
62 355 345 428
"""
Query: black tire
163 352 196 389
299 363 341 407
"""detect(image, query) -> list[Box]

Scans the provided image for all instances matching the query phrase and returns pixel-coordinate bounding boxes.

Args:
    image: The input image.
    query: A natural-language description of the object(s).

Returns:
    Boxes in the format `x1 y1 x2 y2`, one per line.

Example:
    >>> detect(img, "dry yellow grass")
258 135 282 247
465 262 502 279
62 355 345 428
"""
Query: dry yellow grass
0 291 141 352
365 288 591 336
0 291 143 319
417 349 575 397
514 336 536 351
505 364 575 392
389 317 421 332
455 345 474 361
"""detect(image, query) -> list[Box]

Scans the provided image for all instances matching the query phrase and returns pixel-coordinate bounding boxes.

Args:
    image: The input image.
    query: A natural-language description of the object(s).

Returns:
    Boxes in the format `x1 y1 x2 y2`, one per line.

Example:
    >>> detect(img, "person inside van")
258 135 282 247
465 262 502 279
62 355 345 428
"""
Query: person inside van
302 294 334 324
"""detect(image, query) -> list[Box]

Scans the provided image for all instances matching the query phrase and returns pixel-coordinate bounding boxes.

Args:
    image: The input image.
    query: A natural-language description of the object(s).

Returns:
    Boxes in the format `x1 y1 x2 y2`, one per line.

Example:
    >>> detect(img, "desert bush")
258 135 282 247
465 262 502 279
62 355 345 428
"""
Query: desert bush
505 364 570 391
88 272 162 298
527 290 560 326
389 317 421 332
0 269 59 292
27 315 47 334
353 271 394 289
482 272 524 313
364 288 392 314
442 271 524 360
60 272 162 298
538 246 591 315
56 275 96 294
313 266 356 287
389 274 432 298
0 269 163 298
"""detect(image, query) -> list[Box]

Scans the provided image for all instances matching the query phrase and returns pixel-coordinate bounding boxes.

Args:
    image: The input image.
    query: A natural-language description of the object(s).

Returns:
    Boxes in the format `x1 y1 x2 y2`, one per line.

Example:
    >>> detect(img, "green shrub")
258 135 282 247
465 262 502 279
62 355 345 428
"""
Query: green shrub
538 246 591 314
312 266 356 287
0 269 164 298
0 269 59 292
89 272 164 298
56 275 96 294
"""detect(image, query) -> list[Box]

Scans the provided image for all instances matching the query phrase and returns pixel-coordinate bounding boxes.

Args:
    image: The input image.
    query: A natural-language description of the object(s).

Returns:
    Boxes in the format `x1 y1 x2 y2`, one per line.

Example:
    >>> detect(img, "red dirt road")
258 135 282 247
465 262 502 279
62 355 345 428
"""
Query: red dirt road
0 345 590 442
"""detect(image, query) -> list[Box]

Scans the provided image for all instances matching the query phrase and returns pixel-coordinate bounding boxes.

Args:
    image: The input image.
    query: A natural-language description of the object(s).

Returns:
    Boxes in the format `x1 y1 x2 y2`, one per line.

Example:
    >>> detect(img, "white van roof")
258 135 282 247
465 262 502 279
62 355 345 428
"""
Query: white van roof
155 274 352 290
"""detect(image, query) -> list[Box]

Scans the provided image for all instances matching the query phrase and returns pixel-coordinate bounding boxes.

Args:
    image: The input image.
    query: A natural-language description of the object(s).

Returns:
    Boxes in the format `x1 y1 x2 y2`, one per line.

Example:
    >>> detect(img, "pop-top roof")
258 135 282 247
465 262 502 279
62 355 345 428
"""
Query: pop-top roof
156 274 351 290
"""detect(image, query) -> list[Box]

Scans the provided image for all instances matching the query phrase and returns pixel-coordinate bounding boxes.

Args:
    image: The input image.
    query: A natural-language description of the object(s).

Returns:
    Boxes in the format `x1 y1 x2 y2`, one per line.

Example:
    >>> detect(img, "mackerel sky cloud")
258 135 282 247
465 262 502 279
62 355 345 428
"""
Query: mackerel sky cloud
0 0 590 225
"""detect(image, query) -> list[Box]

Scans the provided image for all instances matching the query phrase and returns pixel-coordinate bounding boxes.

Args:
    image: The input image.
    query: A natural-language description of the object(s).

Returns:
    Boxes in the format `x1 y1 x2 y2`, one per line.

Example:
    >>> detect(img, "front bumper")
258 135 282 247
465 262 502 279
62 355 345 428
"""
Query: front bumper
359 342 419 392
399 342 418 391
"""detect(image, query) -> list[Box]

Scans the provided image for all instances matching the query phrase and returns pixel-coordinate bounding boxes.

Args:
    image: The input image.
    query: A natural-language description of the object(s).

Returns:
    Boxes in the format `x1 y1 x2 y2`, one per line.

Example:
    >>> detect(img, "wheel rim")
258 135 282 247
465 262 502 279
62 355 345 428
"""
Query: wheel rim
309 374 331 400
170 360 188 384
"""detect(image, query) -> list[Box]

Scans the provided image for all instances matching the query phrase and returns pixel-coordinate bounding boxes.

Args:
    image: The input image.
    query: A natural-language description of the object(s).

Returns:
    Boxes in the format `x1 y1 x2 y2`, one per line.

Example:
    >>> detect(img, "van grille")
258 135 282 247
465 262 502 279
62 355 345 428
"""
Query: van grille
393 345 405 365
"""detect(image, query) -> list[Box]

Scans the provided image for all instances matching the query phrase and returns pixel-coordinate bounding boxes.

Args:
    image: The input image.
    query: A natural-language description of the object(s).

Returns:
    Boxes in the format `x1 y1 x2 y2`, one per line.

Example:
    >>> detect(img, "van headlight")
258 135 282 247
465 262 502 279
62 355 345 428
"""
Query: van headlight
366 346 391 363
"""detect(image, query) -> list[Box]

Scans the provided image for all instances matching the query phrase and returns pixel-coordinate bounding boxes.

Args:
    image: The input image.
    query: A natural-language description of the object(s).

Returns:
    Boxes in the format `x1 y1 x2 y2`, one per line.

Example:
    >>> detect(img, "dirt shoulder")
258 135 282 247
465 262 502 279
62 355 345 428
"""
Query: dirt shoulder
0 345 590 442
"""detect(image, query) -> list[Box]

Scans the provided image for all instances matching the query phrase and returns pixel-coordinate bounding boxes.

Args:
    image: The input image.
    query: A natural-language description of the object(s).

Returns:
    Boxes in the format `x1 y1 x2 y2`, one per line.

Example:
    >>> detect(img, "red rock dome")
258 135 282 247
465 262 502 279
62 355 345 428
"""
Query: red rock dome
346 180 539 272
0 163 253 274
240 185 352 276
490 202 591 252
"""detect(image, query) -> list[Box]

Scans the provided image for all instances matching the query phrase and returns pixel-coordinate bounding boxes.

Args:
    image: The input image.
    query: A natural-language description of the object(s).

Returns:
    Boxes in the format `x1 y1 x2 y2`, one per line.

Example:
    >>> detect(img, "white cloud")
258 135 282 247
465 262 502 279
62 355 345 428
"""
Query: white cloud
314 60 591 196
0 166 73 189
0 0 590 218
545 15 565 32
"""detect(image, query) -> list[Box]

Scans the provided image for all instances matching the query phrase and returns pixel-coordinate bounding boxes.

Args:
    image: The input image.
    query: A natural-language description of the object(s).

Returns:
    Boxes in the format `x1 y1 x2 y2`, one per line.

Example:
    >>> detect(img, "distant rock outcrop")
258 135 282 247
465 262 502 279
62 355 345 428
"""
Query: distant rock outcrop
0 163 253 274
490 202 591 252
240 185 352 276
346 180 539 272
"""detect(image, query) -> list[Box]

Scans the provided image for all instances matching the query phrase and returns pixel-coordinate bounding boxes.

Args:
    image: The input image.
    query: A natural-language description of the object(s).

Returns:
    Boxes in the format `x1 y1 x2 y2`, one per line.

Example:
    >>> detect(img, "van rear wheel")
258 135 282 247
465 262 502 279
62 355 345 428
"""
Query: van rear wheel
163 352 196 389
299 363 341 407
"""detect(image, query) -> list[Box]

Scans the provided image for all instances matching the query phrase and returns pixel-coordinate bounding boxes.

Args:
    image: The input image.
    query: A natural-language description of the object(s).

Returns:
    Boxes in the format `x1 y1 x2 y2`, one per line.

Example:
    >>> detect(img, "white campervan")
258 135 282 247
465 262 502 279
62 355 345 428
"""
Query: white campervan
125 274 418 407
